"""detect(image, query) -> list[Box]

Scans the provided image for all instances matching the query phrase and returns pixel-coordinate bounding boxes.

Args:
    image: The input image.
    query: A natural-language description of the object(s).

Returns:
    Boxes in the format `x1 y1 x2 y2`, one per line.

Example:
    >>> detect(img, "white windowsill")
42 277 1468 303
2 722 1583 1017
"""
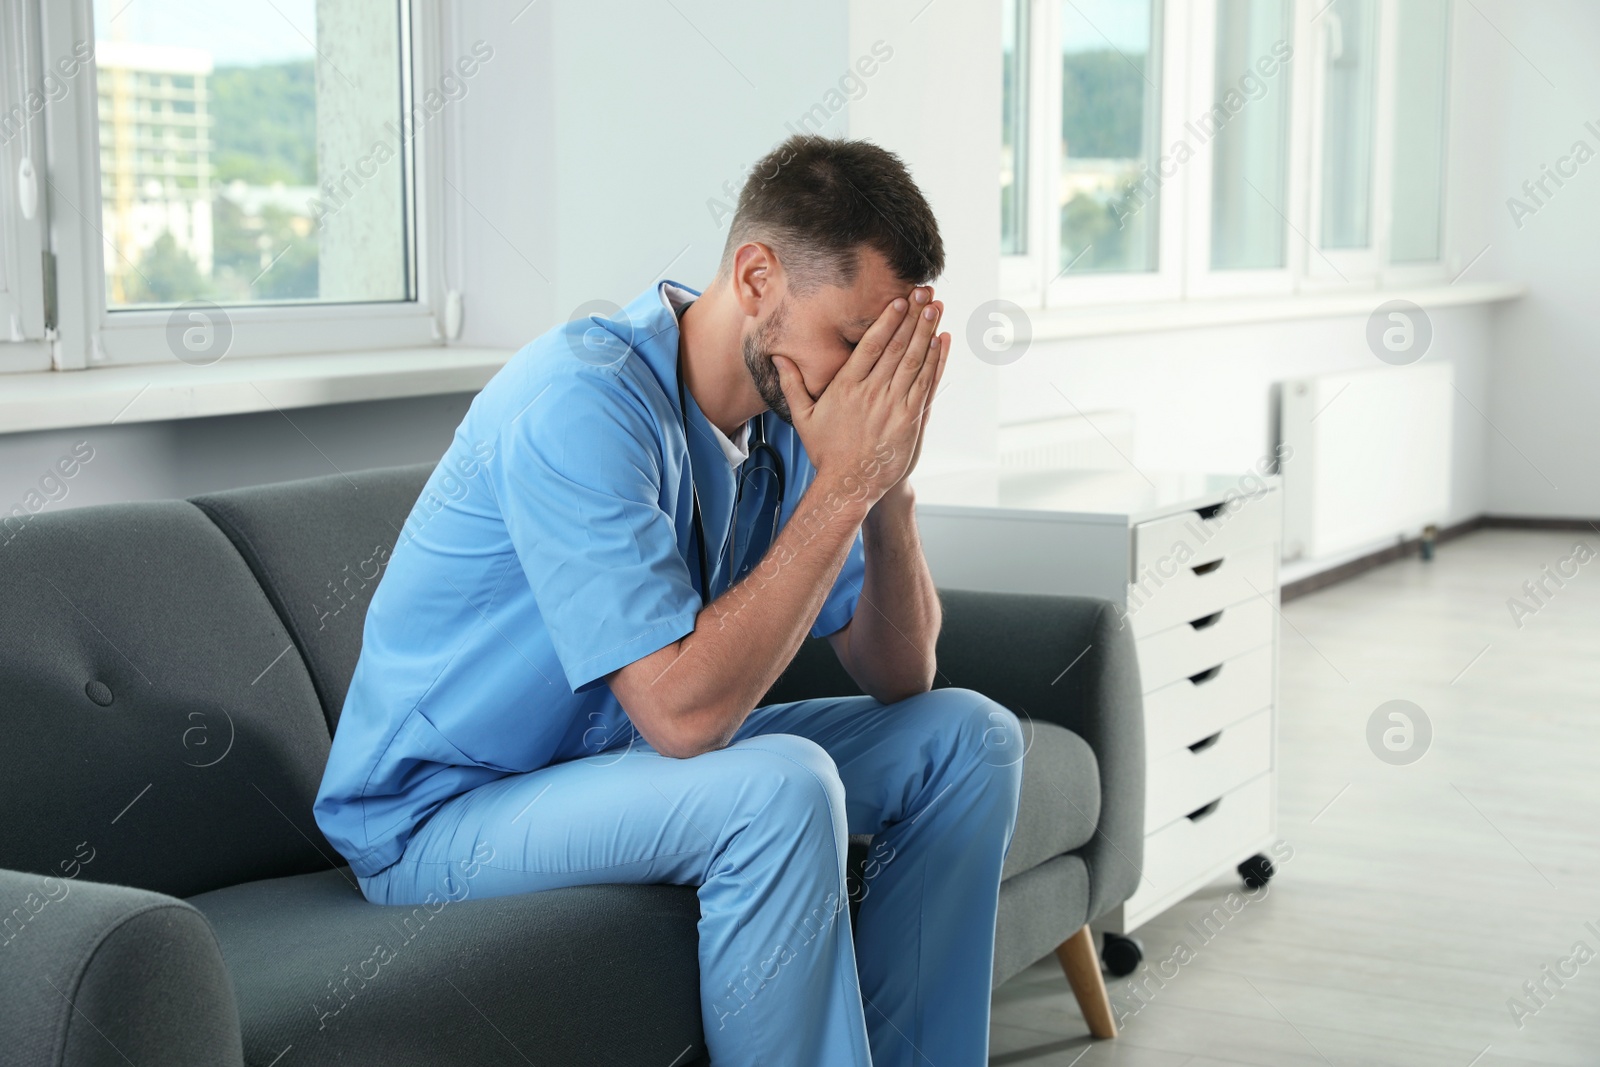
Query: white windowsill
1014 280 1527 341
0 346 516 436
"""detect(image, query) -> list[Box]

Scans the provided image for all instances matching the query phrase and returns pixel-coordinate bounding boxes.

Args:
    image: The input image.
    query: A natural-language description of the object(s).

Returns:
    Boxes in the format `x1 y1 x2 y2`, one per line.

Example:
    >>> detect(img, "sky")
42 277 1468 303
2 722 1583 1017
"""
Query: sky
93 0 319 66
1060 0 1154 56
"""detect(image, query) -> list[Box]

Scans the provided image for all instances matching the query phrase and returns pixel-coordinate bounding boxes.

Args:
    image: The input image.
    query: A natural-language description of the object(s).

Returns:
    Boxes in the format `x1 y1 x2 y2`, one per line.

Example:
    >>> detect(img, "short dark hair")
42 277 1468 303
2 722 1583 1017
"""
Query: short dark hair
717 135 945 293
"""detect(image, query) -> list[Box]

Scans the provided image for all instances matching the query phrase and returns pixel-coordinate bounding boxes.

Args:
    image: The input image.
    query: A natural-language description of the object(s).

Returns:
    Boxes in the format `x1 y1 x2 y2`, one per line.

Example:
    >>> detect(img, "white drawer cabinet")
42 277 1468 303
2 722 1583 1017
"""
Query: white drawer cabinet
1135 596 1275 692
1123 773 1274 921
913 467 1281 941
1145 708 1272 833
1145 644 1274 756
1128 541 1278 638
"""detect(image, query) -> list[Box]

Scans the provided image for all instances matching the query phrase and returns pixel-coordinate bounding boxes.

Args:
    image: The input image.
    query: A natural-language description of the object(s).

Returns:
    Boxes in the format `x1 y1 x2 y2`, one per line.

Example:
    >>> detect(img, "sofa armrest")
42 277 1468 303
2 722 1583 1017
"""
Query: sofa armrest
0 867 243 1067
761 588 1145 925
929 590 1145 923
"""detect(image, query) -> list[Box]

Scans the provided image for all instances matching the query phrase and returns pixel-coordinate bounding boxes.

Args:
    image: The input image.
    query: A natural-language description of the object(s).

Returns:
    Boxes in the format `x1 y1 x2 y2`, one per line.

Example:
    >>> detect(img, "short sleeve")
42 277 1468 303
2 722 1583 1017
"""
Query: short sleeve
810 527 865 638
491 371 700 694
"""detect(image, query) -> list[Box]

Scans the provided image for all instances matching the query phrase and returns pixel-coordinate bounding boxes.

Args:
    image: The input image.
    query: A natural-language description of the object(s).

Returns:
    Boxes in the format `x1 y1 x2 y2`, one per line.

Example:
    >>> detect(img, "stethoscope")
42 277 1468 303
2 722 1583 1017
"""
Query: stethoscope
675 340 787 605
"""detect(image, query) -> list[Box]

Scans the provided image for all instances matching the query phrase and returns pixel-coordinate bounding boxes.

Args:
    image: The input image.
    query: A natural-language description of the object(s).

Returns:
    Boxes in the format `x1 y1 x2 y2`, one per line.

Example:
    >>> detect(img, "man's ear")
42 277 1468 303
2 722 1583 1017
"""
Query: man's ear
732 242 778 317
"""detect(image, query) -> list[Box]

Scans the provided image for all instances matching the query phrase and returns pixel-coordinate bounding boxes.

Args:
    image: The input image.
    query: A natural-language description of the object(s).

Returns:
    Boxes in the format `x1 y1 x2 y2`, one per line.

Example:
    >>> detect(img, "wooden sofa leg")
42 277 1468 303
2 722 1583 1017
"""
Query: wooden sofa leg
1054 925 1118 1039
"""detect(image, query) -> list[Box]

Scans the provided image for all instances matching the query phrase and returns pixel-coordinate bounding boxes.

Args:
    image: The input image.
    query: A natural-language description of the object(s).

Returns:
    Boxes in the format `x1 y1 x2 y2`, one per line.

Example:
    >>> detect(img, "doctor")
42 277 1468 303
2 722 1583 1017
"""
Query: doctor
314 134 1024 1066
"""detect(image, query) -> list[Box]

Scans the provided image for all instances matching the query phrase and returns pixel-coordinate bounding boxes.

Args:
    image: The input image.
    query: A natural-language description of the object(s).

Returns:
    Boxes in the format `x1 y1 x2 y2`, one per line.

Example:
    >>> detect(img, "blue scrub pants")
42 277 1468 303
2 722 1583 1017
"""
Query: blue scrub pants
358 687 1025 1066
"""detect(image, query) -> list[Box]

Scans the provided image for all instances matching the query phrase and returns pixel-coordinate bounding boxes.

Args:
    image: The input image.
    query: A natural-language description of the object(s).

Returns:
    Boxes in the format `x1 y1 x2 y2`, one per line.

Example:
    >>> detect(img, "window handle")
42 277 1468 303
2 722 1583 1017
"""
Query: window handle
18 158 38 220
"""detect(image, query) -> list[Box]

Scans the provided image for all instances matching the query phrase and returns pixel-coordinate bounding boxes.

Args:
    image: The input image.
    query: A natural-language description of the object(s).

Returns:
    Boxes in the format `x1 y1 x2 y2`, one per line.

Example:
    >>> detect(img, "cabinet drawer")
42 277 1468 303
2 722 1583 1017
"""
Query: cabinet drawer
1133 492 1280 574
1145 708 1272 833
1128 542 1277 639
1124 773 1273 919
1145 644 1275 757
1135 595 1274 693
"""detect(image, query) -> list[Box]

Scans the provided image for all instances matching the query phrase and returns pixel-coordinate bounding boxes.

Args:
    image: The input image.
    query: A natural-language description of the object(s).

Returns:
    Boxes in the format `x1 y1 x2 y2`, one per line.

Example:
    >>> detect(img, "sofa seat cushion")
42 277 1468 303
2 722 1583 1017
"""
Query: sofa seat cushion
187 868 706 1067
1001 721 1101 881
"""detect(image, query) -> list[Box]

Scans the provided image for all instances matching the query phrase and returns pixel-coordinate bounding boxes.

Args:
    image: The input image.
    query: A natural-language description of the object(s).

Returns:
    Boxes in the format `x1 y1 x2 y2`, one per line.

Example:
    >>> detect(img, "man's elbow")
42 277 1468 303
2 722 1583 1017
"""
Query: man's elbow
632 700 739 760
609 656 740 759
649 731 719 760
866 669 936 706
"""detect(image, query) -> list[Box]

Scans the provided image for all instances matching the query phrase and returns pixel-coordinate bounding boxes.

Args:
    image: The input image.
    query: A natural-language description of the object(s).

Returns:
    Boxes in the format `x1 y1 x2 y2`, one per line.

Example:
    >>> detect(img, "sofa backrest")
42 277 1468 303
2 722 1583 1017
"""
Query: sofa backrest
0 457 850 898
0 499 341 898
191 462 434 731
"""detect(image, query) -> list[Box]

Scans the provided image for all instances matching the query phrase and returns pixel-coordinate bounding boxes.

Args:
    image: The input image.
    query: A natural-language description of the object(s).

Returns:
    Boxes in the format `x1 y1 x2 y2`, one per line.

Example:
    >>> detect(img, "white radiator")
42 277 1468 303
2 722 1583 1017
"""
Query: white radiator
1278 363 1454 561
998 411 1136 470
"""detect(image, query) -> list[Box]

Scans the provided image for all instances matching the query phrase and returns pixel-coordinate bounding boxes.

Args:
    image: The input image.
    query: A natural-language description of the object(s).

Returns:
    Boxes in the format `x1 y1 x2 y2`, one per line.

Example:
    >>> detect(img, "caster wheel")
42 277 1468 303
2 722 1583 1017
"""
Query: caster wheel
1239 853 1275 890
1101 932 1144 978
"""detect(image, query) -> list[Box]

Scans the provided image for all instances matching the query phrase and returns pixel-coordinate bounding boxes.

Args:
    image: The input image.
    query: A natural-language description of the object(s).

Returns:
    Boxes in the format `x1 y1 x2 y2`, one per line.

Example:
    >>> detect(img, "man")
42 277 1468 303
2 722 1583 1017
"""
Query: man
313 135 1024 1065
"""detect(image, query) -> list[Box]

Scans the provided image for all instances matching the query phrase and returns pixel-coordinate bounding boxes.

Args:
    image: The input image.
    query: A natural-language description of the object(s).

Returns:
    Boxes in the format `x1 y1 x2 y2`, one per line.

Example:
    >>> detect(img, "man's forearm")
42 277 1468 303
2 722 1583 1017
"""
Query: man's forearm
847 485 941 702
621 467 875 756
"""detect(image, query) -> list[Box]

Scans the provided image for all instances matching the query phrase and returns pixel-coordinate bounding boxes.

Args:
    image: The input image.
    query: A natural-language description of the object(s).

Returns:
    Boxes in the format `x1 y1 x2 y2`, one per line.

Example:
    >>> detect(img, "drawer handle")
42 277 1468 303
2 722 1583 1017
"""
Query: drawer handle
1186 799 1222 822
1187 731 1222 754
1194 502 1226 521
1191 559 1224 576
1189 610 1224 631
1188 664 1224 686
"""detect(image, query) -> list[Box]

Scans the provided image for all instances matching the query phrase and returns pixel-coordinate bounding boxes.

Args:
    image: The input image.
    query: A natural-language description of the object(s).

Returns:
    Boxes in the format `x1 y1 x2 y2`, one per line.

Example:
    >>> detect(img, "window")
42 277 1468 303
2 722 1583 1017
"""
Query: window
0 0 450 372
1057 0 1163 277
1001 0 1029 257
1209 0 1293 271
1002 0 1454 307
91 1 412 311
1387 0 1450 264
1315 0 1378 252
1004 0 1190 304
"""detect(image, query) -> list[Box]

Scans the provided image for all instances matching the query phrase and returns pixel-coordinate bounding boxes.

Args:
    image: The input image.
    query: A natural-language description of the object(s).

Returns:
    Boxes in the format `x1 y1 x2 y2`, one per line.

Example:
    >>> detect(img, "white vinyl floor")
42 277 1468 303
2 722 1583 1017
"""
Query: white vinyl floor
989 529 1600 1067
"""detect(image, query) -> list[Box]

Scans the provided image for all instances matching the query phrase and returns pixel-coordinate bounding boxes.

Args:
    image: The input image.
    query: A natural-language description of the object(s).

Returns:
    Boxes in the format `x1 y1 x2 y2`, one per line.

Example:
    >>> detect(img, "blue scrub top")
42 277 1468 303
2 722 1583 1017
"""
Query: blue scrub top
312 279 867 878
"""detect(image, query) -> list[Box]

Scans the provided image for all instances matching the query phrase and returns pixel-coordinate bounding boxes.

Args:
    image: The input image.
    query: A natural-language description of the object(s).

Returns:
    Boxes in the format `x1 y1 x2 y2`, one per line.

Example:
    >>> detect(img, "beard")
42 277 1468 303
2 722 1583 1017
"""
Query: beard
742 300 792 424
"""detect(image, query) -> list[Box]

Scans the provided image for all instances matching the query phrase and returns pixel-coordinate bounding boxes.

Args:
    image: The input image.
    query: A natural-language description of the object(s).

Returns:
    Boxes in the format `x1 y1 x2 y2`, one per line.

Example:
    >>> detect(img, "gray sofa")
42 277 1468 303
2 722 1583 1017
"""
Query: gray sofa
0 460 1143 1066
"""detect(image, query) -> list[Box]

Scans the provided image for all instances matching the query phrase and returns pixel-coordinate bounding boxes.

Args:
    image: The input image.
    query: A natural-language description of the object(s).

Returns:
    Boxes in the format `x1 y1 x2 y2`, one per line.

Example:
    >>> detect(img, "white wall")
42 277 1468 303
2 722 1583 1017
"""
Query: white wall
998 306 1495 532
12 0 1596 534
0 0 865 512
446 0 1002 473
983 0 1600 555
448 0 853 346
847 0 1002 474
0 393 473 518
1448 0 1600 518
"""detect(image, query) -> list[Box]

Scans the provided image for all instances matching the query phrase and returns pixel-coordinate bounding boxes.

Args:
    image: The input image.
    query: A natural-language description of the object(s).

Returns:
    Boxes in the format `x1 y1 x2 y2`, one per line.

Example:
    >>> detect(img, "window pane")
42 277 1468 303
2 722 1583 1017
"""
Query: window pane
1318 0 1377 250
1210 0 1293 271
1389 0 1449 263
1059 0 1163 275
1001 0 1029 256
92 1 413 309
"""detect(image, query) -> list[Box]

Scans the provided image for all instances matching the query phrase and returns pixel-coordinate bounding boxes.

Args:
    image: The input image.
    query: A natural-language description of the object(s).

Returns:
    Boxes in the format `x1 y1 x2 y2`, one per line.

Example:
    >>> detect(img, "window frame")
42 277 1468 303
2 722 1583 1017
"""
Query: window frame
1046 0 1189 308
999 0 1050 304
1181 0 1305 299
1374 0 1453 287
1002 0 1454 310
1003 0 1191 307
1301 0 1390 287
0 0 53 371
32 0 448 373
